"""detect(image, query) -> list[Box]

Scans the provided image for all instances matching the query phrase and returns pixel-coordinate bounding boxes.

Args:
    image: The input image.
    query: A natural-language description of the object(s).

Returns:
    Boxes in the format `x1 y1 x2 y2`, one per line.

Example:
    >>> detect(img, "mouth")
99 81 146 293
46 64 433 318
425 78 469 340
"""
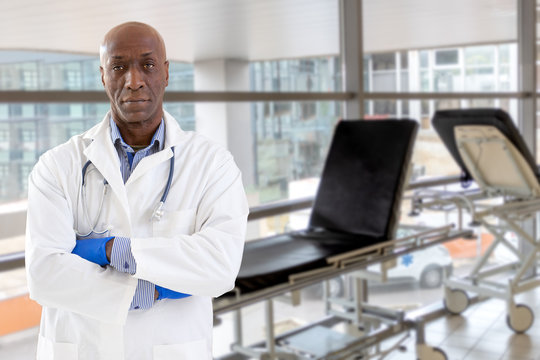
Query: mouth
123 99 149 104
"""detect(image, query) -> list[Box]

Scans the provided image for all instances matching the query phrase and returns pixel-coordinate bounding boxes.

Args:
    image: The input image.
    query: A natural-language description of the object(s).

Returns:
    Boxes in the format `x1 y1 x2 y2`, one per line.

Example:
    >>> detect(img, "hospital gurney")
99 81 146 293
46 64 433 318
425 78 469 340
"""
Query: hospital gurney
410 108 540 334
214 119 471 360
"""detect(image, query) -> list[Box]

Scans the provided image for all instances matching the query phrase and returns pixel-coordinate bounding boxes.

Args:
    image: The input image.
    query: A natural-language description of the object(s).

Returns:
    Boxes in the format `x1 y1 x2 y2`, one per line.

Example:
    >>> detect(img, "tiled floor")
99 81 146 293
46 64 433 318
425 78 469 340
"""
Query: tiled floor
384 295 540 360
2 291 540 359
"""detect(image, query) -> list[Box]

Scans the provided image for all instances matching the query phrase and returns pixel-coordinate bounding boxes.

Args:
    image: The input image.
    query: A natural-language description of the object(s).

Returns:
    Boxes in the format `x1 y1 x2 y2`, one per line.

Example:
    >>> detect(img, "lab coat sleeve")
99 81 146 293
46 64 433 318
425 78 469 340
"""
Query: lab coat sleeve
25 154 137 325
130 151 249 297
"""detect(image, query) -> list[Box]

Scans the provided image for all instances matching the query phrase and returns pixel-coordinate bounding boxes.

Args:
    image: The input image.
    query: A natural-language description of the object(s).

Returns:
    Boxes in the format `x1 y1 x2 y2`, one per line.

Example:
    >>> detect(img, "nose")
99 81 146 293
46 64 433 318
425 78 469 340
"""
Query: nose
125 67 144 90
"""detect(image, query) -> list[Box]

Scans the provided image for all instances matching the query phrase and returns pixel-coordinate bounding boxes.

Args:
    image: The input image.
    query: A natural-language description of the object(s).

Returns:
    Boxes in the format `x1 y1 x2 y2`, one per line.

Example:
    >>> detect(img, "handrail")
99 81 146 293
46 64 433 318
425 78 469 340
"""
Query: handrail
248 196 314 221
407 174 461 190
0 90 533 104
0 251 25 272
0 174 461 272
0 90 354 103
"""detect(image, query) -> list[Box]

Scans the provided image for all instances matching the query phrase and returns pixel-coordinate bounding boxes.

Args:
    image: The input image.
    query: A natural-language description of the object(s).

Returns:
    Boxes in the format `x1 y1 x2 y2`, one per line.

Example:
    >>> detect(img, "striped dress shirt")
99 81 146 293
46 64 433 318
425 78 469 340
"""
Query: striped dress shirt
109 117 165 310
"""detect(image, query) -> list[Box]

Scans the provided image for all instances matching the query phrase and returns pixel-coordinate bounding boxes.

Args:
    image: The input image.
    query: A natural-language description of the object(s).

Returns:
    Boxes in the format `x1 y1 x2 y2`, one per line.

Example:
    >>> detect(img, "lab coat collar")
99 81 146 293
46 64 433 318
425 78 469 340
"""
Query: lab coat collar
125 111 186 185
81 110 187 208
82 109 186 149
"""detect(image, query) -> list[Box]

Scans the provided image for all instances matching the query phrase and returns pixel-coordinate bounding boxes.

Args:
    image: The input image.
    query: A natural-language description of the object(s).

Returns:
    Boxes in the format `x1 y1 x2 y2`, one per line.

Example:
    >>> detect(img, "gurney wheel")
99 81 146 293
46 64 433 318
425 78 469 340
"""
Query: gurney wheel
507 304 534 333
416 345 447 360
420 265 443 288
444 289 469 315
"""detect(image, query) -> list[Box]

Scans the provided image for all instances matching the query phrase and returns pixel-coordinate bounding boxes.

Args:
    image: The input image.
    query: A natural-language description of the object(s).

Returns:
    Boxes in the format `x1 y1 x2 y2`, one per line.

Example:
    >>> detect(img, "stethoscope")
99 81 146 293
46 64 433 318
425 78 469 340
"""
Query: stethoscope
80 146 175 233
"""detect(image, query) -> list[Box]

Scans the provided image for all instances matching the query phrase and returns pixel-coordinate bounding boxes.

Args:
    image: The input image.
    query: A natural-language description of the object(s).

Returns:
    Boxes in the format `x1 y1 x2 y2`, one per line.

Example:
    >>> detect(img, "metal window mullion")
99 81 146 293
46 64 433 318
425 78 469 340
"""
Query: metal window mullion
396 52 402 117
518 0 536 153
517 0 537 278
340 0 364 118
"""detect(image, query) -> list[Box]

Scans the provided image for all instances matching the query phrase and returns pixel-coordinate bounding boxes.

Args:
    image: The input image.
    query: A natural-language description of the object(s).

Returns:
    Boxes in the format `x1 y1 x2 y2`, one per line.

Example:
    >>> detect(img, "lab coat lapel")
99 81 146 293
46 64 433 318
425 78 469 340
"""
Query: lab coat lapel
126 110 187 185
83 113 131 221
126 147 173 185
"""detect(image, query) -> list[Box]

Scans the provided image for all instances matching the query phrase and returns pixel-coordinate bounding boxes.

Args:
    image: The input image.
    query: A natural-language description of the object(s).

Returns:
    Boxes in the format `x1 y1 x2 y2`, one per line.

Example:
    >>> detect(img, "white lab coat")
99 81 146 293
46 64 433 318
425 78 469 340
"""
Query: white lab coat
25 110 249 360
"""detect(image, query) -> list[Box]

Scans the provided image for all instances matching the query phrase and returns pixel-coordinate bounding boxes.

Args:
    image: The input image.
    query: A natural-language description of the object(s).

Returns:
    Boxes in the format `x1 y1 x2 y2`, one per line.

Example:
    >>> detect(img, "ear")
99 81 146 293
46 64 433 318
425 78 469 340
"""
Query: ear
164 61 169 87
100 66 105 86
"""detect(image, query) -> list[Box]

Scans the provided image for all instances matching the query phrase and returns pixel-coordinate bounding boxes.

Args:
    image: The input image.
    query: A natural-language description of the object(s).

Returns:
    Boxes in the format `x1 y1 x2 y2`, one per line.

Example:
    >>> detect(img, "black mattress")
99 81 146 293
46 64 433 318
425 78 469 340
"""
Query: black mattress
237 230 379 293
233 119 418 295
432 108 540 183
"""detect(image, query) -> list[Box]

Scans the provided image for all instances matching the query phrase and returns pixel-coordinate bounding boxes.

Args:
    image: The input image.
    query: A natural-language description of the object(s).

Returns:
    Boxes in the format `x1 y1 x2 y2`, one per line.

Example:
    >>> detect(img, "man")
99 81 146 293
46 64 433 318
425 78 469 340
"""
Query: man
25 22 248 360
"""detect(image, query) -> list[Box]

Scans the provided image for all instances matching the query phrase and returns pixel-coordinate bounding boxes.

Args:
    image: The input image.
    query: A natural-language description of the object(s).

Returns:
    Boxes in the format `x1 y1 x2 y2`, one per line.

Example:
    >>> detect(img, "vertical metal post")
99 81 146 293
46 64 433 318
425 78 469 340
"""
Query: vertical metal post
352 276 366 325
518 0 537 148
517 0 537 277
265 299 277 360
233 309 243 347
340 0 364 119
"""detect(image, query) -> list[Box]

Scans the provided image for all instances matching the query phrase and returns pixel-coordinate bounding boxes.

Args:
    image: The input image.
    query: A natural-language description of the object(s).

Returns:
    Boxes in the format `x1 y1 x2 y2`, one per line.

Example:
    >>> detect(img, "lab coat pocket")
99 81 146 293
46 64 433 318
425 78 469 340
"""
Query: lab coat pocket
37 334 78 360
153 208 196 237
153 338 209 360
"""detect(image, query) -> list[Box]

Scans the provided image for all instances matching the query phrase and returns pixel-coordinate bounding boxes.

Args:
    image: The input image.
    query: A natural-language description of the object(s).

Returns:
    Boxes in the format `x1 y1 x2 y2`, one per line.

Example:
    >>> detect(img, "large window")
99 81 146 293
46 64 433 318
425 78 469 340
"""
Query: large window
251 57 342 93
249 57 343 204
251 101 342 204
0 51 194 204
364 43 518 178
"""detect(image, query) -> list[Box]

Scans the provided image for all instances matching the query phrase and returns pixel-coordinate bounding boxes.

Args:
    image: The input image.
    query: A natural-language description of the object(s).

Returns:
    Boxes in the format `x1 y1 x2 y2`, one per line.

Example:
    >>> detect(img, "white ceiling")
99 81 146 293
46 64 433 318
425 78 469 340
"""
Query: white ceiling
363 0 517 53
0 0 517 62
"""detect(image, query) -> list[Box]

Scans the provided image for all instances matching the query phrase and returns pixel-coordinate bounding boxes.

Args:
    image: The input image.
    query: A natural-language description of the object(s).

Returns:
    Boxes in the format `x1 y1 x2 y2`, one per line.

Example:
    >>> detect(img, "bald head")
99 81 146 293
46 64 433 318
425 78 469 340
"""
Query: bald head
99 21 170 145
100 22 167 65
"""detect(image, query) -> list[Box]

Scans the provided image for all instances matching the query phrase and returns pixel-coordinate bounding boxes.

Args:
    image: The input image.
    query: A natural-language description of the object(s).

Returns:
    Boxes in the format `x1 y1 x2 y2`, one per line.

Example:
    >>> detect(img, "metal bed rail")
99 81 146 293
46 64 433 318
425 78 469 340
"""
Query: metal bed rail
213 226 471 315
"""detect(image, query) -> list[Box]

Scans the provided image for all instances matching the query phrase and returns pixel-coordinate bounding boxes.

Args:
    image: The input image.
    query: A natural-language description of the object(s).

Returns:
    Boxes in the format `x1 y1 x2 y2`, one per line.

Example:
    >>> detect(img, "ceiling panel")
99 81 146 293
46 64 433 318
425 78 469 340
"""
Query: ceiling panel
363 0 516 53
0 0 517 62
0 0 339 62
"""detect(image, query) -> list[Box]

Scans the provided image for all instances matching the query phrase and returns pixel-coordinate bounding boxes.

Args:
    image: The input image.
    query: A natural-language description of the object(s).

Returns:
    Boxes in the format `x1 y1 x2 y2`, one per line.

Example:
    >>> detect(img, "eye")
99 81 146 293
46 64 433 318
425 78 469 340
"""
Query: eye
144 63 155 70
112 65 124 71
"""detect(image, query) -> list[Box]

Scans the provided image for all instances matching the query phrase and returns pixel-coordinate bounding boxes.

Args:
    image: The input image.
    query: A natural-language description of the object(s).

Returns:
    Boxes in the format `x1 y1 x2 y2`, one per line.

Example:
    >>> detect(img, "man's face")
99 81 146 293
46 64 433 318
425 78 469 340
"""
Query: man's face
100 26 169 128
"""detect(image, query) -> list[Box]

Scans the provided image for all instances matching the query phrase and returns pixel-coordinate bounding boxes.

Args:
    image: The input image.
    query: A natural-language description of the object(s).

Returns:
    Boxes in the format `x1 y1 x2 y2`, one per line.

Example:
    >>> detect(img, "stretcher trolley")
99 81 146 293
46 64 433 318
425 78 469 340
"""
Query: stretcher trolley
214 119 472 360
411 108 540 334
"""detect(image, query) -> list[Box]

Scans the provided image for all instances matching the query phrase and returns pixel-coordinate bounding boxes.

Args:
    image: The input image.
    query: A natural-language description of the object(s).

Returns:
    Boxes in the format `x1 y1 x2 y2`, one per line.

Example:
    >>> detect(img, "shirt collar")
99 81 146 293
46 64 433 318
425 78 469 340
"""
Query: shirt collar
109 117 165 152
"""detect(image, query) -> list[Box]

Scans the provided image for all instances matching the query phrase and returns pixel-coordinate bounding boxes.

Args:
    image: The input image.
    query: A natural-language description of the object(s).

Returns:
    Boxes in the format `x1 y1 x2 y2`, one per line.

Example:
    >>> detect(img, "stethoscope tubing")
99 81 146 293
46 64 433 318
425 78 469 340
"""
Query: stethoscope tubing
81 146 175 227
161 147 175 204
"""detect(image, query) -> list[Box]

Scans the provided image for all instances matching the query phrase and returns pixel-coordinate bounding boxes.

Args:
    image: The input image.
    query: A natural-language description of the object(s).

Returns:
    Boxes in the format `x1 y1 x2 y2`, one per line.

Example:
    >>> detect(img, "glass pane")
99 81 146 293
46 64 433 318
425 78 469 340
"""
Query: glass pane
250 56 342 92
366 44 517 93
372 72 397 91
0 102 196 205
435 49 459 65
0 50 192 91
250 101 342 208
434 69 461 91
465 45 495 66
419 50 429 68
400 51 409 69
163 103 195 131
372 53 396 71
366 99 519 179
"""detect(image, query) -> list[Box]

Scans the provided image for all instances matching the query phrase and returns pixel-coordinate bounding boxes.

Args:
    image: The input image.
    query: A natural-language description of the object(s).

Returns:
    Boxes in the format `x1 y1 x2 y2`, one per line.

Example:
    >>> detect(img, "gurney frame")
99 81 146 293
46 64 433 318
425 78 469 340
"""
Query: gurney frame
409 108 540 334
214 224 472 360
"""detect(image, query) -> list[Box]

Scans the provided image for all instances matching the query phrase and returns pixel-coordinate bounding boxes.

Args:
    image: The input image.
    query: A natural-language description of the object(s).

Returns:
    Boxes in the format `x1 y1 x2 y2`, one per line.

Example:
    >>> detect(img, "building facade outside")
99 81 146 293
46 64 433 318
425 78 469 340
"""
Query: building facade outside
0 52 194 203
0 43 519 205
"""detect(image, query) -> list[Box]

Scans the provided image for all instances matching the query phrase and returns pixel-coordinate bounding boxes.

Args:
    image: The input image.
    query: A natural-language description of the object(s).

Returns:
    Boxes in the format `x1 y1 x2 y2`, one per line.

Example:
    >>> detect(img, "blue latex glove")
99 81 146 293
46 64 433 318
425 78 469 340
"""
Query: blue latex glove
72 237 114 266
155 285 191 300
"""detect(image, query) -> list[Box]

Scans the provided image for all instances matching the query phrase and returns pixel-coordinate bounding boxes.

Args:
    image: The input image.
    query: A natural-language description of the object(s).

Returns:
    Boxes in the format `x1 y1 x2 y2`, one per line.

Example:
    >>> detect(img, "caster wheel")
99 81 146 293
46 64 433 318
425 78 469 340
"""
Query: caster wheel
444 289 469 315
507 304 534 333
416 345 448 360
